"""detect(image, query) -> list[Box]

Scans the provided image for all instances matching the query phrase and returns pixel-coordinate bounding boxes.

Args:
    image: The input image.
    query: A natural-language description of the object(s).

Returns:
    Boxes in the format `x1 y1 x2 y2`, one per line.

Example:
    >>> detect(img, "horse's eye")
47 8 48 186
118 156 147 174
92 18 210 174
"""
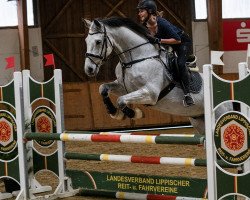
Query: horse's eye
96 40 101 45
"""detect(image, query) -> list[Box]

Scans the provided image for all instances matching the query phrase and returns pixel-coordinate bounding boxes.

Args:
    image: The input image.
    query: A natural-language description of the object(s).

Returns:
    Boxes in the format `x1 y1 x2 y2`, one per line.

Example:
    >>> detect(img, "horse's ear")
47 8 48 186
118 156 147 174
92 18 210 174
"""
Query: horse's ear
157 11 164 17
93 19 102 28
82 18 92 29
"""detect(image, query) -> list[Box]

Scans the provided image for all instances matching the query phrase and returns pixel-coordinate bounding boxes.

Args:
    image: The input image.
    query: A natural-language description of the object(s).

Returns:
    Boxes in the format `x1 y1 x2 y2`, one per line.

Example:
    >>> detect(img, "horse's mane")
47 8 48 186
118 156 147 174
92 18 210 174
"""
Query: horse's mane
100 17 151 40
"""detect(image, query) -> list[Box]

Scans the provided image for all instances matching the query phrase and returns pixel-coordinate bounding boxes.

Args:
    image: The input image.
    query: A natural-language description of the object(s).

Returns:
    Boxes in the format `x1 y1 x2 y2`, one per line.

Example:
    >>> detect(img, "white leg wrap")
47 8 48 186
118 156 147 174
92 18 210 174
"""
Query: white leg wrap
110 109 125 120
132 107 144 119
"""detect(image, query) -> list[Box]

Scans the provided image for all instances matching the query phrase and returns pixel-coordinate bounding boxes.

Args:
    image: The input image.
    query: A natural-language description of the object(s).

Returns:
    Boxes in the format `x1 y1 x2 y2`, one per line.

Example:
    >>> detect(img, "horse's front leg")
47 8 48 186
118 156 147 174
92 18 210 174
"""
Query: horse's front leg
117 87 158 119
99 80 126 120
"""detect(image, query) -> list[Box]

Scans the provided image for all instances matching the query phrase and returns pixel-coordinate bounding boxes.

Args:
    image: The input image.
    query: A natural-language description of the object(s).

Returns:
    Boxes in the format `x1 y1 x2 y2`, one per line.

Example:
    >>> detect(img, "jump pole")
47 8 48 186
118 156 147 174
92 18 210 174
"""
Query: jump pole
24 132 205 145
64 152 233 168
67 131 201 137
78 189 206 200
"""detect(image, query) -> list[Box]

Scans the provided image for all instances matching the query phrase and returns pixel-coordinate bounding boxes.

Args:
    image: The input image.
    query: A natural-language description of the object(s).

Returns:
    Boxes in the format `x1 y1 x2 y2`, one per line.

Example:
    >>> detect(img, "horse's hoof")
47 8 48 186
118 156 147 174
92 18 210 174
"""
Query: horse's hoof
133 108 144 119
110 109 125 120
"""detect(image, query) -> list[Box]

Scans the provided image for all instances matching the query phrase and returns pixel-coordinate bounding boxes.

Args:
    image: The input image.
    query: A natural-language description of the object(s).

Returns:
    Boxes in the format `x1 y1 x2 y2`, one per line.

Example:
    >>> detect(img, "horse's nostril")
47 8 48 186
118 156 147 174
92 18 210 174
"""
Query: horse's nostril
88 67 93 73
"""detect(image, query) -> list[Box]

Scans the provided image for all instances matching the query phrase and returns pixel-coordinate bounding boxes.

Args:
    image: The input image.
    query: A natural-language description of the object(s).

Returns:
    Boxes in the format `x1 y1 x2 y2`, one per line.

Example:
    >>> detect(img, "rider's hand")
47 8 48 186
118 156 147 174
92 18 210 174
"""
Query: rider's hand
148 36 161 44
154 38 161 44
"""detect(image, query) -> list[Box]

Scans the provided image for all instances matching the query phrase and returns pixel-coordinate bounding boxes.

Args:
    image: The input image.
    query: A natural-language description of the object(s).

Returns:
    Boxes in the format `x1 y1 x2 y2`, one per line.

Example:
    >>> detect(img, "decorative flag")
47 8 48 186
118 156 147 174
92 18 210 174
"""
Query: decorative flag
44 53 55 68
5 56 15 69
211 51 224 66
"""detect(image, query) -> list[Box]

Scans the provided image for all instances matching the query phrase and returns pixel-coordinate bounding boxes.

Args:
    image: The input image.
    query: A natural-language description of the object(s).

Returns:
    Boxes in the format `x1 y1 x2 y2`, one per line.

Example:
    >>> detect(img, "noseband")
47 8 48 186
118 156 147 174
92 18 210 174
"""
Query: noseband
85 25 113 69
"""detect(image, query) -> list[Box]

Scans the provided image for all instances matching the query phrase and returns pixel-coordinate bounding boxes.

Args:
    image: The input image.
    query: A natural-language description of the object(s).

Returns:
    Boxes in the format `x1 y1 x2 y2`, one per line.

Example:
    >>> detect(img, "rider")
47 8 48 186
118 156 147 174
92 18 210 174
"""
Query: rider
137 0 195 107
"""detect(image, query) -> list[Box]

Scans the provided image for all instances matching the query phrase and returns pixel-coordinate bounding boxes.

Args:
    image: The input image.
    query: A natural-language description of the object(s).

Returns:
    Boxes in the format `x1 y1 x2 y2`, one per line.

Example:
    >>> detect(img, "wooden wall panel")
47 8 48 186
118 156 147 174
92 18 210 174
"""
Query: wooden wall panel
63 83 93 130
156 0 192 35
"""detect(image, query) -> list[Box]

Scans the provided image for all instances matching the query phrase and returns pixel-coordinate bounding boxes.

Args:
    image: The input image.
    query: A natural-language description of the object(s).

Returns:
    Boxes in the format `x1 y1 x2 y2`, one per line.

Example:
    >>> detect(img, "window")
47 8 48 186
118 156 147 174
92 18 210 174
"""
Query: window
194 0 250 20
194 0 207 20
0 0 34 27
222 0 250 19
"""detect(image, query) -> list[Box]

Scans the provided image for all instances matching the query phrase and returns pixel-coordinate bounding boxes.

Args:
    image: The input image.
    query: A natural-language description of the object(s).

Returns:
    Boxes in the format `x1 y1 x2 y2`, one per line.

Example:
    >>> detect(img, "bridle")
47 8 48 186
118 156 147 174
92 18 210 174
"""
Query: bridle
85 25 113 69
85 22 154 70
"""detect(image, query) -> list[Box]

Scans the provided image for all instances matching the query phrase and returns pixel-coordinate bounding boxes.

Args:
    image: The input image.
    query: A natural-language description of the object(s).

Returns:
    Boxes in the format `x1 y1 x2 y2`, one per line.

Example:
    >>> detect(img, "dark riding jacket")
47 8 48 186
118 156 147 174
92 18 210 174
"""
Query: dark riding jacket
154 16 193 93
154 17 192 52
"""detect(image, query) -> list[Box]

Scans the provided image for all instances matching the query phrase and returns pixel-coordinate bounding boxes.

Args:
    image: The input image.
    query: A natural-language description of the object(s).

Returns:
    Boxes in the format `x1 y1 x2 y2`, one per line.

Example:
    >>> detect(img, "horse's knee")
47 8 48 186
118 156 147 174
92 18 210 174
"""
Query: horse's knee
99 84 109 96
189 116 205 135
117 97 126 109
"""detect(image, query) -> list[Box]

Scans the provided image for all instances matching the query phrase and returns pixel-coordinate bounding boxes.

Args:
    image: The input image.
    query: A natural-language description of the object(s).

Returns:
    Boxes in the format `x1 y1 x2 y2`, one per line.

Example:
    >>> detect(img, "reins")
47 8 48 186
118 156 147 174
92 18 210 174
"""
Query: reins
110 41 150 60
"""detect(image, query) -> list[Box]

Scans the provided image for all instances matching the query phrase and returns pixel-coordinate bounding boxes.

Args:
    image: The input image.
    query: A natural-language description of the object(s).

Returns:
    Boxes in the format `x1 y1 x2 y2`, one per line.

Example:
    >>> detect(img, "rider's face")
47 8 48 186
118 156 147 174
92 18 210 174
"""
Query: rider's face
138 9 149 23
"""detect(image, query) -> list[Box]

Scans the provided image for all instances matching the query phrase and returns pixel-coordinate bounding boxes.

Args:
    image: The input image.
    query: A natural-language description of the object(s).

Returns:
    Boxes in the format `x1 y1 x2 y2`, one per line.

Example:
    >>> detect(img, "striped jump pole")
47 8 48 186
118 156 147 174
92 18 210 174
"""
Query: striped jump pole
64 152 233 168
79 189 207 200
100 133 198 137
67 131 200 137
25 132 205 145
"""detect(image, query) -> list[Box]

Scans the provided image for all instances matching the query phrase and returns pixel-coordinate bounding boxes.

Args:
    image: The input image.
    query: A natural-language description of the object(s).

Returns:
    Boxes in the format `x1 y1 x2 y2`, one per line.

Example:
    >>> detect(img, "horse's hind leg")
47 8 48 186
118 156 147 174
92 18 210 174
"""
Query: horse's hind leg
189 116 205 135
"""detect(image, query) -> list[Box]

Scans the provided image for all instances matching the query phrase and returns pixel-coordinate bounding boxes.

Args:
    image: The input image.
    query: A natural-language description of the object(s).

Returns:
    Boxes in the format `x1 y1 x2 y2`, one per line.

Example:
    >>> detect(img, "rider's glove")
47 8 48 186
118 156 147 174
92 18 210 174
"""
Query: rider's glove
154 38 161 44
148 36 161 44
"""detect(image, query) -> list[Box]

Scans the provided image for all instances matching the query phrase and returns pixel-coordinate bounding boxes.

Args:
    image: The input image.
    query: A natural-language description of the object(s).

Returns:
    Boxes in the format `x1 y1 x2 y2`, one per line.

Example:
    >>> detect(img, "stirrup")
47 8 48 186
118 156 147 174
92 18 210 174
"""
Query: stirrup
186 55 197 68
183 94 195 107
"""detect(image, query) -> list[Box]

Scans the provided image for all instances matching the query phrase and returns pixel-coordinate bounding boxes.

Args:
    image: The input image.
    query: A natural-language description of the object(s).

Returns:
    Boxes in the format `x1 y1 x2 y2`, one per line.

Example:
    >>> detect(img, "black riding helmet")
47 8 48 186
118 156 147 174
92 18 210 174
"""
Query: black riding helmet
137 0 157 15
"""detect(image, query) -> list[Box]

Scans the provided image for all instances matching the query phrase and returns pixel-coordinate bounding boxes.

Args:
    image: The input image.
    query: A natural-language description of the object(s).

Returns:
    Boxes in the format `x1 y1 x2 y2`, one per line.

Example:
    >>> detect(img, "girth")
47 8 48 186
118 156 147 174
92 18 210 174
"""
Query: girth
157 82 176 102
121 55 160 68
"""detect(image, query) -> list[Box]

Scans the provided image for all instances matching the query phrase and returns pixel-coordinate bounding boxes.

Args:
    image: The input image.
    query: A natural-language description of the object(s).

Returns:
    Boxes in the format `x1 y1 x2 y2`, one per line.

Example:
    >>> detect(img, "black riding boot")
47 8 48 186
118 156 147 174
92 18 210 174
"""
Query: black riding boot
183 92 194 107
175 42 195 107
180 79 194 107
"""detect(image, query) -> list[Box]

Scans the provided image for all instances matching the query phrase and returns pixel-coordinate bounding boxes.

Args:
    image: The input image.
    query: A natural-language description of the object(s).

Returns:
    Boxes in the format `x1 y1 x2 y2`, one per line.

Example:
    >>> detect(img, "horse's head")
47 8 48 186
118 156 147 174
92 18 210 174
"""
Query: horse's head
83 19 113 77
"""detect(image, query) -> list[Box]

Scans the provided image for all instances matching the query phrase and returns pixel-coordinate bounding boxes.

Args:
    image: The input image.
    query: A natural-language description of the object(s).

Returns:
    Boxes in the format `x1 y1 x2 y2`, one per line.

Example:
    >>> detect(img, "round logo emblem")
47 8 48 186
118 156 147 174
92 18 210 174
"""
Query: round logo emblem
214 111 250 165
31 106 57 147
223 124 245 151
36 115 52 132
0 111 17 154
0 121 12 142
